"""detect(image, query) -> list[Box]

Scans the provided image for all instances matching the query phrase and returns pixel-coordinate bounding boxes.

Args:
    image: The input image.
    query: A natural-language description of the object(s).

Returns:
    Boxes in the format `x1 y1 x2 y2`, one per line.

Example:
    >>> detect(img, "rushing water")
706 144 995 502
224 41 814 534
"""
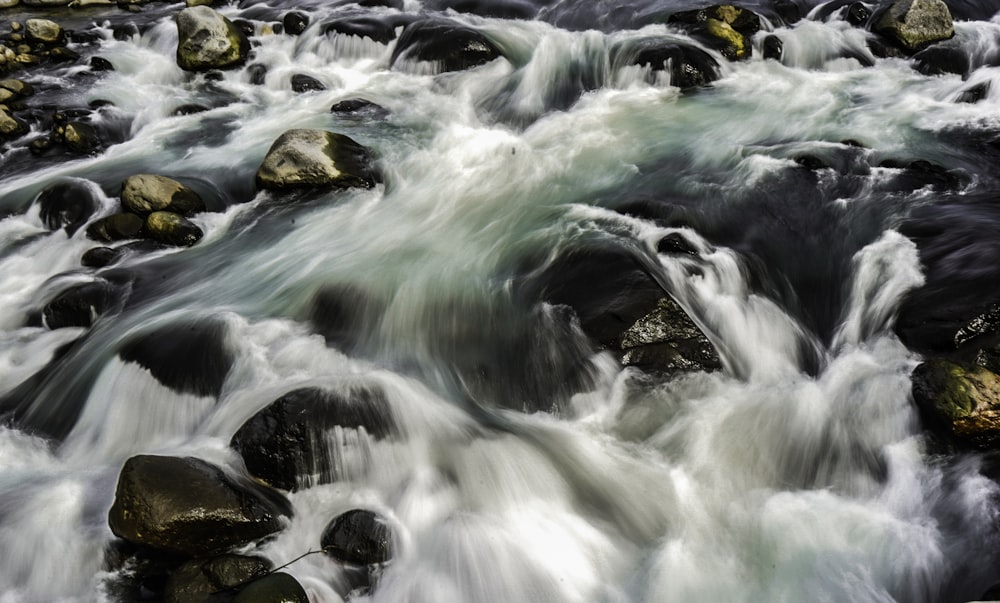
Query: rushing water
3 0 1000 601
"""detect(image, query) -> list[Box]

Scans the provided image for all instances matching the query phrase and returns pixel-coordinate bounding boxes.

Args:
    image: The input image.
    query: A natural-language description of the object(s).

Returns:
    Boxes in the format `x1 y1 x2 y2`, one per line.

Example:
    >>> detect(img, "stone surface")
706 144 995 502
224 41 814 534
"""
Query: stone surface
255 129 379 191
25 19 63 44
668 4 762 61
62 122 99 155
176 6 250 72
42 280 118 329
875 0 954 52
620 297 722 373
86 213 144 242
0 108 28 140
390 19 501 72
320 509 393 565
144 211 204 247
108 455 291 556
121 174 205 216
163 554 271 603
33 180 101 236
618 38 720 89
118 317 232 397
231 572 308 603
912 358 1000 449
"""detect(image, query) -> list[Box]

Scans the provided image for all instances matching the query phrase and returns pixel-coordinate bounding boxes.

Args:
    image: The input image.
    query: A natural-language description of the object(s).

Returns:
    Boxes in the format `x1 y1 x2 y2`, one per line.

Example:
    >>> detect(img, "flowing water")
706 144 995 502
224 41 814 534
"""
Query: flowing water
3 0 1000 601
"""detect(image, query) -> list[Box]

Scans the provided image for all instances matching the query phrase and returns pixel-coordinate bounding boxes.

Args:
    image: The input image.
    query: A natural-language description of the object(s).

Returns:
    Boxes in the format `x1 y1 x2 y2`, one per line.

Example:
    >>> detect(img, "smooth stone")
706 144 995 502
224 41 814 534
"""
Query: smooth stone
232 573 308 603
33 180 101 235
86 213 144 242
0 108 28 140
176 6 250 72
255 129 379 191
25 19 63 44
290 73 325 93
282 11 308 35
320 509 393 565
144 211 204 247
875 0 954 52
42 280 117 329
121 174 205 216
81 246 118 268
163 554 271 603
390 19 502 73
118 317 232 397
63 121 99 155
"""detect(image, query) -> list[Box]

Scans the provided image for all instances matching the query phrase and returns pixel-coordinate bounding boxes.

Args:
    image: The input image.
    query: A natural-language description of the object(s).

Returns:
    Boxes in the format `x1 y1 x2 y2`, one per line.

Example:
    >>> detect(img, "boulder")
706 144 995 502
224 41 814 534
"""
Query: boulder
81 246 118 268
255 129 379 191
875 0 954 53
231 572 308 603
620 297 722 373
0 107 28 140
614 38 720 90
176 6 250 72
330 99 389 118
86 213 145 242
231 385 396 491
390 19 502 73
33 180 101 235
121 174 205 216
912 357 1000 449
145 211 204 247
0 78 33 97
108 455 292 557
25 19 63 45
762 34 783 61
118 317 233 397
668 4 762 61
62 121 100 155
282 11 309 35
42 280 118 329
163 554 271 603
320 509 394 565
290 74 326 93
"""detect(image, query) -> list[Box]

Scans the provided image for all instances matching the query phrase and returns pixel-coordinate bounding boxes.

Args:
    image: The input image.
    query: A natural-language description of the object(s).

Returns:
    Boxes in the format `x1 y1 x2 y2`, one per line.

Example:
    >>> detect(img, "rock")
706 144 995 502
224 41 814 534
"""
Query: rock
290 74 326 93
656 232 698 255
324 17 397 44
81 246 118 268
33 179 102 235
957 81 990 104
164 554 271 603
0 107 28 140
231 572 308 603
247 63 267 85
320 509 393 565
49 47 80 63
108 455 292 556
878 158 965 193
231 385 396 491
0 0 20 7
667 4 762 61
145 211 204 247
89 56 114 71
875 0 954 53
86 213 145 242
616 39 720 90
620 297 722 373
282 11 309 35
118 317 233 397
846 2 871 26
330 98 388 118
25 19 63 45
912 358 1000 449
308 283 383 349
176 6 250 72
63 122 100 155
763 34 783 61
42 280 118 329
0 78 33 97
390 19 502 73
121 174 205 216
912 45 968 76
185 0 213 6
255 129 379 191
29 137 54 156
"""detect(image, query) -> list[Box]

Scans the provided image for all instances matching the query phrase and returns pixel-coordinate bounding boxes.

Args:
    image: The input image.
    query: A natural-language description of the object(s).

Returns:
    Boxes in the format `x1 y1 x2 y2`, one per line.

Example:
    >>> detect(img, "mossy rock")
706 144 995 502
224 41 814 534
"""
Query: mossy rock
875 0 954 53
176 6 250 72
912 358 1000 448
145 211 203 247
667 4 761 61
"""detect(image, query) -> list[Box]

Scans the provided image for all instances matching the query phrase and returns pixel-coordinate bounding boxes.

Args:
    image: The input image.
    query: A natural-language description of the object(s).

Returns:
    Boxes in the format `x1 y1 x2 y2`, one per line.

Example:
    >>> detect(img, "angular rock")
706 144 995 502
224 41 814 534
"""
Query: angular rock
668 4 762 61
122 174 205 216
232 572 308 603
25 19 63 44
912 358 1000 449
118 317 233 397
33 179 101 235
255 129 379 191
390 19 502 73
86 213 144 242
320 509 393 565
164 554 271 603
42 280 118 329
875 0 954 53
176 6 250 72
0 107 28 140
145 211 204 247
231 385 396 491
108 455 292 556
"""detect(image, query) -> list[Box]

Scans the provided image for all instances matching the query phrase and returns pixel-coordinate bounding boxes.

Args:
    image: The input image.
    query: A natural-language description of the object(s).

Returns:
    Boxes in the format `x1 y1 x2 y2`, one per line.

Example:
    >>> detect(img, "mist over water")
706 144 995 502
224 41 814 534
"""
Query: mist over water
3 0 1000 601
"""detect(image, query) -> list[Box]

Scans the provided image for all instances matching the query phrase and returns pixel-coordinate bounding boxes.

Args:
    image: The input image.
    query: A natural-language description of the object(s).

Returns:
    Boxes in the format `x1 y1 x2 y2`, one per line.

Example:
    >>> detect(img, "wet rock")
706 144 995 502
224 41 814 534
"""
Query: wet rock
390 19 502 73
0 78 33 97
62 121 100 155
255 129 379 191
282 11 309 35
176 6 250 72
33 179 101 235
324 17 397 44
121 174 206 216
957 81 990 104
28 137 54 156
620 297 722 373
912 358 1000 449
163 554 271 603
878 158 965 192
846 2 871 26
763 34 783 61
81 246 118 268
617 39 721 90
247 63 266 85
912 45 968 76
330 98 388 118
290 73 326 93
42 280 118 329
0 107 28 140
875 0 954 53
49 47 80 63
668 4 762 61
86 213 144 242
145 211 204 247
657 232 698 255
320 509 393 565
25 19 63 45
231 385 396 491
231 572 308 603
89 56 114 71
308 283 382 349
118 317 232 397
108 455 292 557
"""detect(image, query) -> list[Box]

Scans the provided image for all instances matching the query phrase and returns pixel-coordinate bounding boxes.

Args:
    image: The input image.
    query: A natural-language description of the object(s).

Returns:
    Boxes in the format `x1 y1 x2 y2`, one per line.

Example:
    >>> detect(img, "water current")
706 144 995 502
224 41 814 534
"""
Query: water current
3 0 1000 601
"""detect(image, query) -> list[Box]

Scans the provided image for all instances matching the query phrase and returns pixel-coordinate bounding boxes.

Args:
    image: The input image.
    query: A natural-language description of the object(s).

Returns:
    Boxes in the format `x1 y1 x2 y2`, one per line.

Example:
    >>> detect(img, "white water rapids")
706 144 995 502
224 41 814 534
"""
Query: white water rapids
2 3 1000 602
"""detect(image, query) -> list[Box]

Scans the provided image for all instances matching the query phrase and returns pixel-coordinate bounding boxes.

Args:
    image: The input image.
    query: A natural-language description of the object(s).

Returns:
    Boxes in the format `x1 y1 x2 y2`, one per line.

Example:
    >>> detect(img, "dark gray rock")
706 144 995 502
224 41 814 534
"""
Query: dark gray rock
321 509 393 565
42 280 119 329
176 6 250 72
231 572 308 603
290 74 326 93
118 317 233 397
667 4 762 61
282 11 309 35
614 38 721 89
86 213 144 242
231 385 396 491
390 19 502 73
164 554 272 603
108 455 292 556
330 99 388 118
81 246 118 268
763 35 783 61
144 211 204 247
255 129 379 191
875 0 954 53
324 17 397 44
33 180 101 235
61 121 100 155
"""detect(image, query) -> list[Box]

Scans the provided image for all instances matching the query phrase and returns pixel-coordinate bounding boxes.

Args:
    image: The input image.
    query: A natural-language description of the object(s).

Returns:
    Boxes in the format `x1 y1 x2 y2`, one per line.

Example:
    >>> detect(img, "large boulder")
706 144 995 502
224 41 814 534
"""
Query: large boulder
912 356 1000 449
25 18 64 44
390 19 502 73
620 297 722 373
667 4 762 61
320 509 394 565
108 455 292 556
875 0 954 53
121 174 205 216
176 6 250 72
231 385 396 491
255 129 379 191
32 179 102 236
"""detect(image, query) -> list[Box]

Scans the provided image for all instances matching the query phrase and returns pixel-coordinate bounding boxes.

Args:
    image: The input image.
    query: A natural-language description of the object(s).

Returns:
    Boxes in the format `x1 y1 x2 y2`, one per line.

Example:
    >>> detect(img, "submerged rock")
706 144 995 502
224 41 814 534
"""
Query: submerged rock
615 38 720 89
176 6 250 72
390 19 502 72
108 455 291 556
33 180 101 235
667 4 762 61
231 385 396 491
118 317 233 397
144 211 203 247
42 280 119 329
255 129 379 191
321 509 394 565
875 0 954 53
121 174 205 216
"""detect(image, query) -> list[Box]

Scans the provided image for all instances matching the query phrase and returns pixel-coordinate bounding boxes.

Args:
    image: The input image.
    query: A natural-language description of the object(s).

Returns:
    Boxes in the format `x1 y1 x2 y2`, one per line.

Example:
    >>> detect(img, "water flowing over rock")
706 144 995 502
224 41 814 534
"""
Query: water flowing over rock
320 509 394 565
612 38 721 90
33 180 101 235
176 6 250 72
255 129 379 191
667 4 762 61
107 455 291 556
42 280 120 329
163 554 271 603
121 174 205 216
118 317 233 397
875 0 954 52
390 19 502 72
